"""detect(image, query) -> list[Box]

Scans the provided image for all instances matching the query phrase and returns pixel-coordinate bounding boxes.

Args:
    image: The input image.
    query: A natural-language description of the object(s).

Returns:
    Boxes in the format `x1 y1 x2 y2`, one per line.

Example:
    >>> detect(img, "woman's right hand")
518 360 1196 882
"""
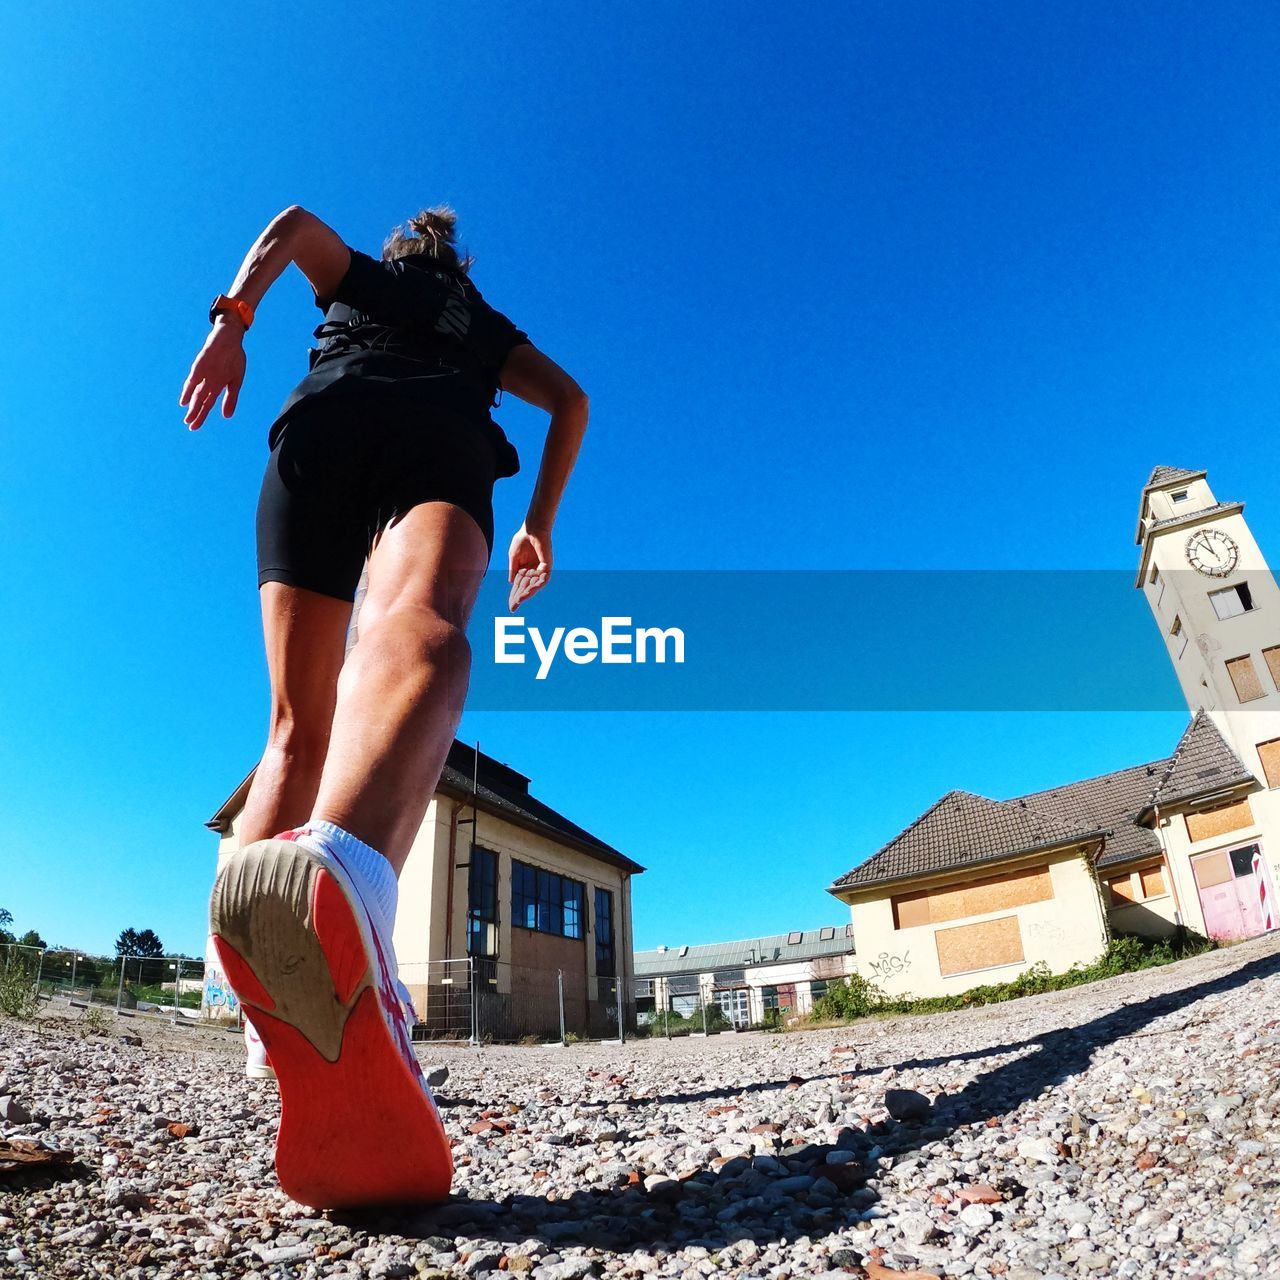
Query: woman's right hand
508 523 552 611
180 320 247 430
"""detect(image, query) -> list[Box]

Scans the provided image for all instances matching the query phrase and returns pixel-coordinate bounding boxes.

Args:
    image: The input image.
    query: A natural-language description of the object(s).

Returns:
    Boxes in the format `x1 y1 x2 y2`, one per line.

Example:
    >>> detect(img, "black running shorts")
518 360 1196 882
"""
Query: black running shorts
256 395 498 602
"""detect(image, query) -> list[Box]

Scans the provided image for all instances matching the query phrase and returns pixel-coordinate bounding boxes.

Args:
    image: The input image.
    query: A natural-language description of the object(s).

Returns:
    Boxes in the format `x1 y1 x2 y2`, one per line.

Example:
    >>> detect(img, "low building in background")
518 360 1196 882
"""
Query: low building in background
204 741 643 1041
828 466 1280 999
633 926 857 1029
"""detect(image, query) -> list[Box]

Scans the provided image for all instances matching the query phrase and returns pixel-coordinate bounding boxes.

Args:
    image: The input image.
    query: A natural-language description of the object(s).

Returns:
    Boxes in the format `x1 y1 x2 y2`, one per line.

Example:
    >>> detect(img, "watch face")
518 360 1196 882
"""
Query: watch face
1185 528 1239 577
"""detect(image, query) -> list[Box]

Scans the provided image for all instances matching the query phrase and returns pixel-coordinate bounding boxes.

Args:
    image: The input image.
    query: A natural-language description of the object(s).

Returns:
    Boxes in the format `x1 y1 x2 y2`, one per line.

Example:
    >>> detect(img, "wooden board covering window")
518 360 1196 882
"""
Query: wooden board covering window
1227 655 1265 703
1259 738 1280 789
1192 850 1232 889
891 865 1054 930
935 915 1024 977
1264 647 1280 692
1185 797 1254 843
1139 864 1166 897
1107 874 1138 905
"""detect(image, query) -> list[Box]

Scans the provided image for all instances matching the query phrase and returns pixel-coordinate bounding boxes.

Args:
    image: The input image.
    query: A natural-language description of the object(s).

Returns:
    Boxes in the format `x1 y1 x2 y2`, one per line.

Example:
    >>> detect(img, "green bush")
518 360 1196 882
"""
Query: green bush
0 959 40 1019
812 972 890 1021
810 933 1212 1026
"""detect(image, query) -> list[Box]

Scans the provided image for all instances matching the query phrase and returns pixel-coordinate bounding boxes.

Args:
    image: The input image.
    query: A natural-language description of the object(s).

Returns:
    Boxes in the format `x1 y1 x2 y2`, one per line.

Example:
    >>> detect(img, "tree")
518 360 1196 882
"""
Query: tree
17 931 45 949
115 928 164 958
0 907 12 945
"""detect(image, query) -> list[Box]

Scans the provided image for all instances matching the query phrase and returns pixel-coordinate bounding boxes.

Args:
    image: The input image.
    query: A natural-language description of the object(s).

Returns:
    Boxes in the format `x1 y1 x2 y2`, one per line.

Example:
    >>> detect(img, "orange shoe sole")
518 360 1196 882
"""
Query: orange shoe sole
210 839 453 1209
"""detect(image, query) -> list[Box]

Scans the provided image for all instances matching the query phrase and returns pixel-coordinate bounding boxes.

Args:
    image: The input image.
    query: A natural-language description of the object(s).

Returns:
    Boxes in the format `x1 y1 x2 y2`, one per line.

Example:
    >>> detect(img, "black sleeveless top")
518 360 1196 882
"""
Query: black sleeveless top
272 249 530 477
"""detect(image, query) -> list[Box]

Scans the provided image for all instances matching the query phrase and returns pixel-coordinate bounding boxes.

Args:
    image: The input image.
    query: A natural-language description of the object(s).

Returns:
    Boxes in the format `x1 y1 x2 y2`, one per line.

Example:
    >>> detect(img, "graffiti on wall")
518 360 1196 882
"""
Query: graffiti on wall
202 964 240 1015
866 950 911 982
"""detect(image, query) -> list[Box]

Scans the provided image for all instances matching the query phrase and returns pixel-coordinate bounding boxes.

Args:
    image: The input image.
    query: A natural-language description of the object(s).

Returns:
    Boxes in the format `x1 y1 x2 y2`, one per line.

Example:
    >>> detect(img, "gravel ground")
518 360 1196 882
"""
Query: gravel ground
3 934 1280 1280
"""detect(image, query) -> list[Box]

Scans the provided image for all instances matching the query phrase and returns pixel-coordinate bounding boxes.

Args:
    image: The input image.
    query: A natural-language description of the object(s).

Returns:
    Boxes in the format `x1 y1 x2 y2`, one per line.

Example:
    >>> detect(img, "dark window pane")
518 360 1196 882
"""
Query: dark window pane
467 847 498 957
1231 844 1260 878
594 888 615 974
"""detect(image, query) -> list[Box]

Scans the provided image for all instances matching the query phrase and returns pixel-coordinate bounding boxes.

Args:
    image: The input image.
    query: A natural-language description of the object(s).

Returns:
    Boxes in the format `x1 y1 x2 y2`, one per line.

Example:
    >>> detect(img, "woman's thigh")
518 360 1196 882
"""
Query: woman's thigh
361 501 490 635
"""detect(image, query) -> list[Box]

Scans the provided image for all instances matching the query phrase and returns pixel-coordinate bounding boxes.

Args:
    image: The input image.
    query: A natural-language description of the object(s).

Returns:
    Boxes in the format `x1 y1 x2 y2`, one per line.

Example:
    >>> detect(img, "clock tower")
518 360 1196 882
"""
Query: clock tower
1136 466 1280 785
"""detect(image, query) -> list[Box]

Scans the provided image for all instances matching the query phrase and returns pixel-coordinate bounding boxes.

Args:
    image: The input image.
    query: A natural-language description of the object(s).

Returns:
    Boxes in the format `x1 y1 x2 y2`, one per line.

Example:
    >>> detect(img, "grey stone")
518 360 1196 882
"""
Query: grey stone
0 1096 31 1125
884 1089 932 1122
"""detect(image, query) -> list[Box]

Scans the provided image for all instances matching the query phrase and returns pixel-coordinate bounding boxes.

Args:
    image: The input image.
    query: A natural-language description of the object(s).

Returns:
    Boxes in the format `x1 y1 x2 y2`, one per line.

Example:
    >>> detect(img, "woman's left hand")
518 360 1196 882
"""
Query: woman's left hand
180 321 247 430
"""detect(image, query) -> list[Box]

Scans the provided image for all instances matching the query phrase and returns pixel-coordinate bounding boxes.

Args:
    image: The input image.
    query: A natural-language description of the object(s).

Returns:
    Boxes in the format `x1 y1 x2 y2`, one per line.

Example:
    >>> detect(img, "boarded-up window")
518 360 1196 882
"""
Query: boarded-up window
1259 738 1280 789
1192 850 1232 889
1264 647 1280 693
1185 797 1254 843
1139 864 1167 897
935 915 1024 977
891 865 1054 930
1227 655 1265 703
1107 874 1138 905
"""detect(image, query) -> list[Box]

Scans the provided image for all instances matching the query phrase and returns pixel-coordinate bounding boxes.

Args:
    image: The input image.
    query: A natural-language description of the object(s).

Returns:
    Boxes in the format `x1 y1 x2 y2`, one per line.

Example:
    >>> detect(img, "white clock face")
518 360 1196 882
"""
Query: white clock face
1185 528 1239 577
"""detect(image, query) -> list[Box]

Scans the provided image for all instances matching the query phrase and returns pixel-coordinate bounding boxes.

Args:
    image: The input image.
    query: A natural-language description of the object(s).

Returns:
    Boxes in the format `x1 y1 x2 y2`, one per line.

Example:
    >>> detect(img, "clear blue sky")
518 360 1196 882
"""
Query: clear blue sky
1 4 1277 956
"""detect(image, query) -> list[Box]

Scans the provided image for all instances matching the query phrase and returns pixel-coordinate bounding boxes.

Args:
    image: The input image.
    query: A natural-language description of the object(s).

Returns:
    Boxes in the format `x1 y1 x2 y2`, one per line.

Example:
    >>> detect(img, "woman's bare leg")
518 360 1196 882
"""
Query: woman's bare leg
309 502 488 872
238 583 352 845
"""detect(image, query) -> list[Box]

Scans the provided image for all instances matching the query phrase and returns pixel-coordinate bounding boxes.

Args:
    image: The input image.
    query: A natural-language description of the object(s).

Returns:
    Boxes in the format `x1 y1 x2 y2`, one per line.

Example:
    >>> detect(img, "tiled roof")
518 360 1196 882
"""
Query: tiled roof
829 715 1262 895
635 925 856 976
1146 500 1243 535
829 790 1104 893
1143 465 1204 492
1015 760 1167 870
436 741 644 874
1150 710 1255 810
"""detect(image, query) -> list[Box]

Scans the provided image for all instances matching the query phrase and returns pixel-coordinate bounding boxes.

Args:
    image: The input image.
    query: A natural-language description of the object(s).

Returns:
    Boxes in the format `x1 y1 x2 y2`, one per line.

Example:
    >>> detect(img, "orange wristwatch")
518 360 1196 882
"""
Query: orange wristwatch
209 294 255 330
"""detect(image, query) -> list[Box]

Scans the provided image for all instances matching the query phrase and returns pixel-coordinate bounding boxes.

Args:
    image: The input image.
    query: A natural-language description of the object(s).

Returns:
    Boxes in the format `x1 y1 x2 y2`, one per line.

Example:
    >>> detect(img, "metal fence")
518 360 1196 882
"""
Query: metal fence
398 957 630 1044
0 943 206 1018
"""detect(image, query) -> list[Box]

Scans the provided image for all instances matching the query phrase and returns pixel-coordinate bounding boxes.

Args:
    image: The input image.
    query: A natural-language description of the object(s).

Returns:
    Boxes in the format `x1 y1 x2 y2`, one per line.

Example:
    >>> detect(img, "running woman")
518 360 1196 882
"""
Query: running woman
179 206 587 1208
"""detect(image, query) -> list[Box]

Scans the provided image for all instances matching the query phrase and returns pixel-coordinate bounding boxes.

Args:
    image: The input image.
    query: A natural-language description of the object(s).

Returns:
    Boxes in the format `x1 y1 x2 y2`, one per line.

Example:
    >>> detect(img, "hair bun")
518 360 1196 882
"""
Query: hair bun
408 209 457 239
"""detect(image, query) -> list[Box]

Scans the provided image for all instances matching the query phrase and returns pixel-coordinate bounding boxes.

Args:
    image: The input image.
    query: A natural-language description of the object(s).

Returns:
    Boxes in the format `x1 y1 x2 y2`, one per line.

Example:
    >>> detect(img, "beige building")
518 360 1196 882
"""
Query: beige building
829 466 1280 998
203 741 643 1040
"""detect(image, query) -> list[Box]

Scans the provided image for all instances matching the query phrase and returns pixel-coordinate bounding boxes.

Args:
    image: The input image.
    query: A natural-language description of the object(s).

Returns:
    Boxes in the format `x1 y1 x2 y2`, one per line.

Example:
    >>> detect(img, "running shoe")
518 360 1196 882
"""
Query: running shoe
244 1018 276 1081
209 835 453 1208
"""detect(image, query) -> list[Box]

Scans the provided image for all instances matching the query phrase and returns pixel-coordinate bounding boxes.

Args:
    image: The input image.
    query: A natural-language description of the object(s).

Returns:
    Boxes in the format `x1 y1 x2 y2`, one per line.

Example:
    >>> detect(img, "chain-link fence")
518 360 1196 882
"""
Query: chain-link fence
398 957 631 1044
0 943 206 1019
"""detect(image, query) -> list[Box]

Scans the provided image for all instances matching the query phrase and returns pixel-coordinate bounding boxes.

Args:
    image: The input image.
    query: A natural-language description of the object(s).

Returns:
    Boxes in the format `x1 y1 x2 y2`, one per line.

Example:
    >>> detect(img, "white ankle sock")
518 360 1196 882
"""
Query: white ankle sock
295 820 399 933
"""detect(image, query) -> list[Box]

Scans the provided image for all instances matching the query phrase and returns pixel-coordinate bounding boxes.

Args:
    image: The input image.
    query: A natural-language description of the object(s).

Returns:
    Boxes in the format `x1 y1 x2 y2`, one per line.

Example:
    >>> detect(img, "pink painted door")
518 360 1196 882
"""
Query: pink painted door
1192 844 1269 941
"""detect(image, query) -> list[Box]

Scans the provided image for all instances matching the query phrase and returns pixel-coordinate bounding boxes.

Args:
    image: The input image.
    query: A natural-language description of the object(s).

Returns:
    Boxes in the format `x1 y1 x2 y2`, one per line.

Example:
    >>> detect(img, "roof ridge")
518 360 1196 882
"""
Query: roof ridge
1013 755 1172 804
1151 709 1252 806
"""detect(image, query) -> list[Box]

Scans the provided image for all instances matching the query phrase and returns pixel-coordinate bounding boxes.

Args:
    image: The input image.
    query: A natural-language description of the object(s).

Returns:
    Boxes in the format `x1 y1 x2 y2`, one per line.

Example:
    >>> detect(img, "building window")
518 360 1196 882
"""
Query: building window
1105 862 1167 906
1171 490 1189 503
810 979 829 1003
594 888 616 976
1264 647 1280 692
466 847 498 958
1170 616 1188 659
761 985 779 1013
511 861 585 940
1209 583 1255 620
1149 565 1160 587
1259 739 1280 789
1227 655 1266 703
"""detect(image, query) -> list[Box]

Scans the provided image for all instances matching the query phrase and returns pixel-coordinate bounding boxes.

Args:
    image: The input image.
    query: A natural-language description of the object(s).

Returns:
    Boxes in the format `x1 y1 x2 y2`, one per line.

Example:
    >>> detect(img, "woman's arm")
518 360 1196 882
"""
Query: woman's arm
179 207 350 430
497 344 589 609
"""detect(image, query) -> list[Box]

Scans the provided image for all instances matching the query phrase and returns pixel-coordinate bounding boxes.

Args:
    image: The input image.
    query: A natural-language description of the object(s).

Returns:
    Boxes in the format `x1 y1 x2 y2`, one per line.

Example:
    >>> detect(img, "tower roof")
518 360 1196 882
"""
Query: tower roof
1143 465 1205 493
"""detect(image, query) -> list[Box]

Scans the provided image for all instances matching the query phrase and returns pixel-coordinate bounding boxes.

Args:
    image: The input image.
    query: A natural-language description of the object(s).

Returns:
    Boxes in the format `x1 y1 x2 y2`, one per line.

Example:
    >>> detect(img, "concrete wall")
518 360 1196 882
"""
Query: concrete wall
844 849 1108 999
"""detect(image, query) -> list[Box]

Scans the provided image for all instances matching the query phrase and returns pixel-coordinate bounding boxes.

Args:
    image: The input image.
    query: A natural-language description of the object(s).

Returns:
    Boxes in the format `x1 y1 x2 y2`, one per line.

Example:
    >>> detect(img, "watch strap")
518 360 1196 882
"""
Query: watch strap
209 294 254 330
